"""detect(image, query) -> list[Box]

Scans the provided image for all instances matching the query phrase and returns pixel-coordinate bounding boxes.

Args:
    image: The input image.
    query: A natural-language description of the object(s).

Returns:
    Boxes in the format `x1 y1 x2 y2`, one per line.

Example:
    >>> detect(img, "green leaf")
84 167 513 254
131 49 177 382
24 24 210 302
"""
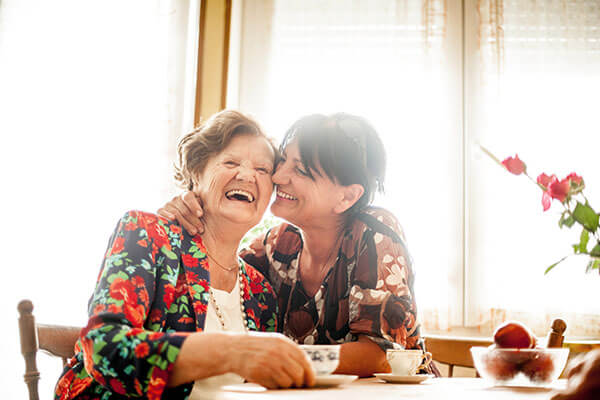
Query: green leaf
107 271 129 283
573 229 590 254
94 339 107 353
112 332 126 343
166 345 179 363
161 245 178 260
573 202 599 232
558 214 576 229
545 255 570 274
591 244 600 257
585 258 600 273
158 359 168 370
147 354 160 366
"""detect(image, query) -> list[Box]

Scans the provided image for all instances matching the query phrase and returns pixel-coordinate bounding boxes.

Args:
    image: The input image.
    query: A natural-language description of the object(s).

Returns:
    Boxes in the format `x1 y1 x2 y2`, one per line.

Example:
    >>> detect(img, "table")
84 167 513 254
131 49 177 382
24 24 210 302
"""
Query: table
196 377 567 400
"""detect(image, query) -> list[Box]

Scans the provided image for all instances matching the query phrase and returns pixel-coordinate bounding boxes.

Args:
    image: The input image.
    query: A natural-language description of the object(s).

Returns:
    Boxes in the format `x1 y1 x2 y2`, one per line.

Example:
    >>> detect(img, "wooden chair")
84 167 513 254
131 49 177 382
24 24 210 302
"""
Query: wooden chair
424 334 493 377
18 299 82 400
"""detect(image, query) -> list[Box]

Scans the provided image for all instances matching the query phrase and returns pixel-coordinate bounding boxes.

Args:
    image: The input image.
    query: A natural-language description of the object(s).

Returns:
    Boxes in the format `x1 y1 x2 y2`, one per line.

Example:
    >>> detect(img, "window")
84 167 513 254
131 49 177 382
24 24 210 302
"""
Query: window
230 0 600 336
0 1 198 397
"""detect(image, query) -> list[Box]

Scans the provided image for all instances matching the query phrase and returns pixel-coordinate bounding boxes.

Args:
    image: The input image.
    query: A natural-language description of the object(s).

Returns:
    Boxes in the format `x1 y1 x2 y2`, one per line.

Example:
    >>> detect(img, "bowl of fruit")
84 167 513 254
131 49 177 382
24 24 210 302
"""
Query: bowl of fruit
471 321 569 387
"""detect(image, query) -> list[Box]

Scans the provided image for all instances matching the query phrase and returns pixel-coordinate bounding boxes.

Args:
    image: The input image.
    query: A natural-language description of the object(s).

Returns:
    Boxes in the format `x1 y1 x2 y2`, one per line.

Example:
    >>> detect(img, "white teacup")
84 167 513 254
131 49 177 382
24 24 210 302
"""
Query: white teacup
300 345 341 376
386 349 432 376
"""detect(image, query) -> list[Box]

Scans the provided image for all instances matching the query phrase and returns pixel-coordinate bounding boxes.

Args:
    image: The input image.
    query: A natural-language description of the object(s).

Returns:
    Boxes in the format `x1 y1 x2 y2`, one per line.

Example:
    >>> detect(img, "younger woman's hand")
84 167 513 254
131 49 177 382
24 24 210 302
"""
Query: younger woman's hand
158 192 205 235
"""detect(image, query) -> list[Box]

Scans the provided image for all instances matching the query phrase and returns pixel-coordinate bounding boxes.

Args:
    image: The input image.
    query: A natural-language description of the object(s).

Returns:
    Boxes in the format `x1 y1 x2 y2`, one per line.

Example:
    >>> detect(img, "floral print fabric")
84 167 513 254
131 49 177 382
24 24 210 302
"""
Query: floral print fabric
241 207 424 352
55 211 277 400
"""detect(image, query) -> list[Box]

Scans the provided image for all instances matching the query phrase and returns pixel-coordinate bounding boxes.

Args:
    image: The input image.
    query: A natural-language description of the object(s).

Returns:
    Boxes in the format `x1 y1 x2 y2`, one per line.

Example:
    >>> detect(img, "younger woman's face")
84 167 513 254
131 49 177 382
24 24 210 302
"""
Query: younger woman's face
270 141 345 228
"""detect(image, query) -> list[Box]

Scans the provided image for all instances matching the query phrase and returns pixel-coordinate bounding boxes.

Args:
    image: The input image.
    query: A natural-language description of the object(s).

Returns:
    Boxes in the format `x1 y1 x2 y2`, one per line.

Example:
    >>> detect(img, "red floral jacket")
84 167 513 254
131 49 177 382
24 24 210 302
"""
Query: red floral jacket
55 211 278 400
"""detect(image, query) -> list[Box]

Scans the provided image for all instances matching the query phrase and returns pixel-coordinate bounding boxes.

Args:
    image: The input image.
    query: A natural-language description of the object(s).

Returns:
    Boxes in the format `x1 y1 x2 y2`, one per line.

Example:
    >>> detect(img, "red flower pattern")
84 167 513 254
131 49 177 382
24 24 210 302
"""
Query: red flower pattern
134 342 150 358
163 284 176 311
147 370 168 400
149 308 162 322
111 236 125 254
194 302 208 315
109 278 137 304
146 222 169 249
182 253 199 267
109 378 126 395
124 303 145 327
54 211 277 400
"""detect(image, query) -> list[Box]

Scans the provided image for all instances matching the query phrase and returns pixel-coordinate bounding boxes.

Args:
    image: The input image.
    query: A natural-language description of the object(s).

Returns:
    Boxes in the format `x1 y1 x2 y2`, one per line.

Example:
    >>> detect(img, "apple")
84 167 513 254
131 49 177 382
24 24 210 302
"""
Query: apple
521 353 555 382
482 349 519 381
493 321 536 349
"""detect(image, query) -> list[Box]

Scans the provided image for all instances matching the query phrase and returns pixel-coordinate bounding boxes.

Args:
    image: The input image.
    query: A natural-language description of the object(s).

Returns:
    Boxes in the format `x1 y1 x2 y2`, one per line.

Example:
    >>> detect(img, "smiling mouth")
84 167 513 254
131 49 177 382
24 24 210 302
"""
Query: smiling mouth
225 189 255 203
277 190 297 200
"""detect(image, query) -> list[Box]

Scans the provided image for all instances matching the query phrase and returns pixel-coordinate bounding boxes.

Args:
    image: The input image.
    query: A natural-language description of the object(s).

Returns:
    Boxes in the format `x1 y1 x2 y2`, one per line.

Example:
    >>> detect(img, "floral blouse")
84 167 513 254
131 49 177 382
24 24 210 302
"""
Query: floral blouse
241 207 424 352
55 211 277 400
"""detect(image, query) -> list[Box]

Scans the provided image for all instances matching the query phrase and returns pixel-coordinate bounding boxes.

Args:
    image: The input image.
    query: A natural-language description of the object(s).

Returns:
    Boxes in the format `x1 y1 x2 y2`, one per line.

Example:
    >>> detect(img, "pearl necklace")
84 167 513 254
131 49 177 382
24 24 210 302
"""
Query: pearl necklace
208 258 248 332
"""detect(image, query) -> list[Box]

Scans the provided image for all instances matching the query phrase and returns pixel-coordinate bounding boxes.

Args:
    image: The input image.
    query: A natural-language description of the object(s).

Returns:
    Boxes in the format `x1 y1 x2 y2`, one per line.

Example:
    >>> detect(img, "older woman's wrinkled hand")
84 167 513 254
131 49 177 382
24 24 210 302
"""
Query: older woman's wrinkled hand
158 191 205 235
229 332 316 389
551 349 600 400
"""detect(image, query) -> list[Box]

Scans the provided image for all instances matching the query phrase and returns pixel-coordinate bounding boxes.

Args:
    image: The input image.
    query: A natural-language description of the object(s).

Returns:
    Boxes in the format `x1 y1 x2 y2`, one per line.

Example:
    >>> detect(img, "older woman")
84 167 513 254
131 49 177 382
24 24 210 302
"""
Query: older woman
55 110 315 400
160 113 435 377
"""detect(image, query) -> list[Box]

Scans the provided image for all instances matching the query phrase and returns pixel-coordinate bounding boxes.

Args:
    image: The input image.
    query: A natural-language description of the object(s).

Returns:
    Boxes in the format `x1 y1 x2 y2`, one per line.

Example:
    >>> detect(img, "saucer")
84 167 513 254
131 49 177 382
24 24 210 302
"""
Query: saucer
313 374 358 388
374 373 433 384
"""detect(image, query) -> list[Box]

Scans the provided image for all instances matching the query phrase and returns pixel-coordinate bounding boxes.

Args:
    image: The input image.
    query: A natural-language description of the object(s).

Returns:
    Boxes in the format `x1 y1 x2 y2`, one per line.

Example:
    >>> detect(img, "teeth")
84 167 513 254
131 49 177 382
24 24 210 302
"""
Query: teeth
277 190 297 200
226 189 254 202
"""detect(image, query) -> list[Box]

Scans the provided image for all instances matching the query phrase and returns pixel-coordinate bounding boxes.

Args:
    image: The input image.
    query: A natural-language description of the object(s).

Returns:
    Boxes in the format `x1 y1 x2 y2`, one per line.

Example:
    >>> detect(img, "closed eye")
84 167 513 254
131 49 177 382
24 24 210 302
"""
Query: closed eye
295 167 309 177
256 167 272 174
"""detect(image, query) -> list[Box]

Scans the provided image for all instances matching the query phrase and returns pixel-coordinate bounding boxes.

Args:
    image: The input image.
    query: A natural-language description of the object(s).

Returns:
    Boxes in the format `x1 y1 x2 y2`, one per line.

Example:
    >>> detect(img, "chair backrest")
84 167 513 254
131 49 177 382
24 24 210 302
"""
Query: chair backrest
18 299 81 400
424 334 493 377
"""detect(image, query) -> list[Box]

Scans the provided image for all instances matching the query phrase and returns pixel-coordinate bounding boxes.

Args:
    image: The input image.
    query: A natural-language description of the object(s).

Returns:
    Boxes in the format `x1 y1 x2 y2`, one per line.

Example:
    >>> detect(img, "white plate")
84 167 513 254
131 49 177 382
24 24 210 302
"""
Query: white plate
313 374 358 388
374 373 433 384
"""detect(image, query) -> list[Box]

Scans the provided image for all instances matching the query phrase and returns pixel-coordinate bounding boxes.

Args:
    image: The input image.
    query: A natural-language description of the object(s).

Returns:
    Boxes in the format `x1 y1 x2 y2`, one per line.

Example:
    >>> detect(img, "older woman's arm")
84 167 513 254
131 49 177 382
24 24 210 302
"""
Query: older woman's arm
169 332 315 389
77 211 193 398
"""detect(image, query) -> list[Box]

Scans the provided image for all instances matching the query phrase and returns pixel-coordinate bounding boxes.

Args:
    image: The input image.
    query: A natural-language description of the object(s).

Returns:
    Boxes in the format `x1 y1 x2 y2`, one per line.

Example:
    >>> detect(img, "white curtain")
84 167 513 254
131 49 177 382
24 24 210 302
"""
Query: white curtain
0 1 198 397
234 0 462 331
468 0 600 336
235 0 600 338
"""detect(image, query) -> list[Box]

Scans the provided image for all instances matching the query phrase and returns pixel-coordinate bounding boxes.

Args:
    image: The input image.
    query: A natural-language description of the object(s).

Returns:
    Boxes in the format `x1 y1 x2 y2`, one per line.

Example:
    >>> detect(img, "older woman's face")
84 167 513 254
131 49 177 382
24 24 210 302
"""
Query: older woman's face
271 141 344 228
194 133 275 227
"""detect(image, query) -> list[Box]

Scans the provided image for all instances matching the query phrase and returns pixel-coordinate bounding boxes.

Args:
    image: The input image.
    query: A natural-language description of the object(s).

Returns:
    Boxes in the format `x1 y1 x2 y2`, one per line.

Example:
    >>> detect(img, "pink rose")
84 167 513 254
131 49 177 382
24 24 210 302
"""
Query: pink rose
537 173 555 189
542 191 552 212
548 178 570 202
501 155 526 175
566 172 584 187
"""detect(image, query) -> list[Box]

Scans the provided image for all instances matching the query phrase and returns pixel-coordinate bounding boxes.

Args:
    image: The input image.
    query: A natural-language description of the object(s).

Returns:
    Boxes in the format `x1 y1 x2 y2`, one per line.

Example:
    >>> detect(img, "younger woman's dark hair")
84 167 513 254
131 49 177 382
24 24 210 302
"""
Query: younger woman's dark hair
280 113 386 215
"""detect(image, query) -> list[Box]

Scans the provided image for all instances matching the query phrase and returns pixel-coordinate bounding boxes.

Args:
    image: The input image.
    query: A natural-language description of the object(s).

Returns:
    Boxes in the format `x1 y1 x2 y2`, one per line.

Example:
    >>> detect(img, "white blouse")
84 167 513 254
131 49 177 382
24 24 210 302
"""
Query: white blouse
189 280 245 400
